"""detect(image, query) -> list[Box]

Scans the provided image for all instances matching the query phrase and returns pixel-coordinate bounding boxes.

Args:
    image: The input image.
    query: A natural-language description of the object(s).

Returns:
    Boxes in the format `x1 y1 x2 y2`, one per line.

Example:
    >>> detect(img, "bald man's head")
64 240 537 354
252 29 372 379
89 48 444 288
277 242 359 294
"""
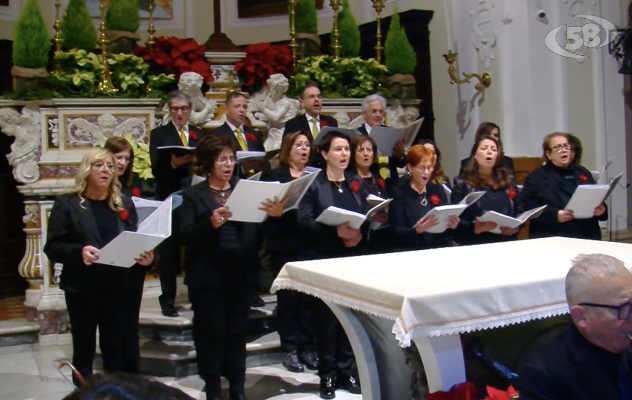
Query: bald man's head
566 254 629 306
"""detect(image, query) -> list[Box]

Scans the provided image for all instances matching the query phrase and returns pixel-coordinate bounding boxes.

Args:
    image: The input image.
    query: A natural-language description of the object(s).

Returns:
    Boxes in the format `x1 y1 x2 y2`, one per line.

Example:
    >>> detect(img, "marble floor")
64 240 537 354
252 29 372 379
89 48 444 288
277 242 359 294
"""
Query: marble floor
0 343 362 400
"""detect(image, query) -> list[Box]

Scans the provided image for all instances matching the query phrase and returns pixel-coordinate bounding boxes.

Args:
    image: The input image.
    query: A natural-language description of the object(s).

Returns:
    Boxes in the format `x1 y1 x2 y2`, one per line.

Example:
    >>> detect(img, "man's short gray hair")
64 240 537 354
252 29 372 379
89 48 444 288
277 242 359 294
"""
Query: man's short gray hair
167 90 192 107
565 254 628 306
361 94 387 112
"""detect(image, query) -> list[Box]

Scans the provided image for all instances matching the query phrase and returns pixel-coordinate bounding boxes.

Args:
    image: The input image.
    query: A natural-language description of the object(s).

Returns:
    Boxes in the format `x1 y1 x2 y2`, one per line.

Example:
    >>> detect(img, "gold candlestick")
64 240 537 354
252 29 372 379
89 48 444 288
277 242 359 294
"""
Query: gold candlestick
329 0 342 58
443 50 491 93
371 0 385 63
53 0 63 53
146 0 156 50
288 0 299 68
97 0 117 94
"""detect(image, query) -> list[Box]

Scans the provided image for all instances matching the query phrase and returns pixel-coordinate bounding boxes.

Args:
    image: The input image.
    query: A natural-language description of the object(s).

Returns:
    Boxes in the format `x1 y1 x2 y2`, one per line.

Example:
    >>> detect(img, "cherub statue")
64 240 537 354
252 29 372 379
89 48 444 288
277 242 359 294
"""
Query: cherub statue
0 106 41 184
247 74 300 151
387 101 419 128
163 72 218 128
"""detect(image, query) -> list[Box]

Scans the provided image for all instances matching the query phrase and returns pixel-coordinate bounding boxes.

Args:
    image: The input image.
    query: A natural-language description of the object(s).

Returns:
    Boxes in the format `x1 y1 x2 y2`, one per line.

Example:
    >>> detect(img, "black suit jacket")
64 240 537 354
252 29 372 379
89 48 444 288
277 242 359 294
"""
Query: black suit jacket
298 170 369 261
212 122 265 152
517 162 606 240
516 325 627 400
149 123 205 200
459 156 515 177
283 114 339 140
43 194 140 294
179 178 259 288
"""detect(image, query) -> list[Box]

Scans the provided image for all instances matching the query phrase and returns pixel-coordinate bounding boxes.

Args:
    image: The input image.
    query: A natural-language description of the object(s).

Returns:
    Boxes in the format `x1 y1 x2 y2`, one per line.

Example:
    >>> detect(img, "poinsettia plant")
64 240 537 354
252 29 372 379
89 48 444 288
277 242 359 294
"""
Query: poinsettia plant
135 36 214 83
234 42 294 93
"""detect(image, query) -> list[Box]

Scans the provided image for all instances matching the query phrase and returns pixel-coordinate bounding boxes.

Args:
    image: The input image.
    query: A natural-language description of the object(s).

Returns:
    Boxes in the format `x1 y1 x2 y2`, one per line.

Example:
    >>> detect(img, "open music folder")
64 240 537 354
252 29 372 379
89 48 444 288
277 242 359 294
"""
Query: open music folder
422 191 486 234
368 118 424 154
477 205 547 234
315 198 392 229
564 172 624 219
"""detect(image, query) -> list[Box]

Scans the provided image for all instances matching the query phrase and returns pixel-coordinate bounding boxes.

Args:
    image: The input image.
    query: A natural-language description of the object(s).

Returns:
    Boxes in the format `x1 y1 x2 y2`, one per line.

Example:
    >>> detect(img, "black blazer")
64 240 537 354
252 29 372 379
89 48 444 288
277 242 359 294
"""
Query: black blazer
43 194 140 295
261 165 301 254
459 156 515 177
283 114 339 140
516 325 627 400
212 122 265 152
179 178 260 288
518 162 606 240
119 173 143 198
298 171 369 261
149 123 205 200
388 177 454 251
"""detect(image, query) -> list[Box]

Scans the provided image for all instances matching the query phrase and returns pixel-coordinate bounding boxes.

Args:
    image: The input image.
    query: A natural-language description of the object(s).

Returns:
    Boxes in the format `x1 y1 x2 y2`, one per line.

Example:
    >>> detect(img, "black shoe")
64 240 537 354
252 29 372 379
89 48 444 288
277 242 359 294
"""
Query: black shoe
282 350 304 373
161 306 179 317
319 377 336 399
299 350 319 371
229 389 247 400
251 294 265 308
336 375 361 394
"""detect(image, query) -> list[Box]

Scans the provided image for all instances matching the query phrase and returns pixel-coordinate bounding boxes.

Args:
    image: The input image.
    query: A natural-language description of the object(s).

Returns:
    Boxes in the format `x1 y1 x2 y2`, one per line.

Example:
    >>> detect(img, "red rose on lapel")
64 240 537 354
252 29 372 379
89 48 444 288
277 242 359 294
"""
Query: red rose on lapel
189 131 198 141
351 180 360 194
131 188 141 197
246 133 257 142
378 178 386 189
430 195 441 206
507 187 516 200
579 174 589 184
321 119 329 128
119 208 129 221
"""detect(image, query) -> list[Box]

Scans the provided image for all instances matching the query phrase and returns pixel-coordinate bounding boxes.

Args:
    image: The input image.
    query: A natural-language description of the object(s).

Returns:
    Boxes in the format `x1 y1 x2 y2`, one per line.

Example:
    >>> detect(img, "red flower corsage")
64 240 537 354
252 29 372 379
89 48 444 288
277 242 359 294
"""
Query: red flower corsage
246 133 257 141
131 188 141 197
378 178 386 189
321 119 329 127
189 131 198 141
351 180 361 194
430 194 441 206
119 208 129 221
579 174 589 184
507 187 516 200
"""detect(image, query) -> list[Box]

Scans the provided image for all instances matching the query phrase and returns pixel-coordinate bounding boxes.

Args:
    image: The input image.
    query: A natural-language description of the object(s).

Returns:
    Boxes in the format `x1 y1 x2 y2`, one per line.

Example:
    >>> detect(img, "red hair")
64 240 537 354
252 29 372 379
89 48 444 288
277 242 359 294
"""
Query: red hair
406 144 436 167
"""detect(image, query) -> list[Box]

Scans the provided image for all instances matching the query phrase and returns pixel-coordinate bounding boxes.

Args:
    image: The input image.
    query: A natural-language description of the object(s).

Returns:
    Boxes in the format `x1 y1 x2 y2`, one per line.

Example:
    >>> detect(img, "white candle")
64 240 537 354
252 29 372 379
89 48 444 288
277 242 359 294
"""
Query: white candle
444 0 453 51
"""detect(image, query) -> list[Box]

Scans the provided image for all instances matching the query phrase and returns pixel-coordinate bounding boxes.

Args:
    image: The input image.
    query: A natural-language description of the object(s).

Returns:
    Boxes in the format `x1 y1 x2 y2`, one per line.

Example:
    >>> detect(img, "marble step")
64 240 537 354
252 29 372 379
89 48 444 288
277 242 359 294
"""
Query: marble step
0 318 40 348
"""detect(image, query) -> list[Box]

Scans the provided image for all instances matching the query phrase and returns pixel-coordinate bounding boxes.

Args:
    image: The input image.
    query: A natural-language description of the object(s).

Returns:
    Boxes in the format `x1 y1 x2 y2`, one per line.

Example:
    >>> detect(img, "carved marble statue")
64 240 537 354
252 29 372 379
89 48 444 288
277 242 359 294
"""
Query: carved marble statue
66 114 150 147
163 72 218 128
0 106 41 184
387 102 420 128
247 74 300 151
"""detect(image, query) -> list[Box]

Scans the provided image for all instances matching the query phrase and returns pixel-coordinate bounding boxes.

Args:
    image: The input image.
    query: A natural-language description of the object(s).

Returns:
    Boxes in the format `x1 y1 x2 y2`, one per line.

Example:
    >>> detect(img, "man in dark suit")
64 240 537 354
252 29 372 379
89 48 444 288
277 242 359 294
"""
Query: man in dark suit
149 90 205 317
283 83 338 140
516 254 632 400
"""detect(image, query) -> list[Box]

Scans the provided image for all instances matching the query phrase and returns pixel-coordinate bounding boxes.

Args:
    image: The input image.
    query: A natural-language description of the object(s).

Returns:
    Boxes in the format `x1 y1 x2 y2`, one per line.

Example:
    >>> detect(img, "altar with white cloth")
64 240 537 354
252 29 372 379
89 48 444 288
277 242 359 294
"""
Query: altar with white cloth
271 237 632 399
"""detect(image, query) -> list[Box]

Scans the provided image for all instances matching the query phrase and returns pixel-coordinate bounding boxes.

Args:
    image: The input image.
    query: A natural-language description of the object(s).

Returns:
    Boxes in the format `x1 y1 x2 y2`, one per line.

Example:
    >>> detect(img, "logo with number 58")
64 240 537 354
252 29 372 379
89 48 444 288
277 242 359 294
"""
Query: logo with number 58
545 15 617 59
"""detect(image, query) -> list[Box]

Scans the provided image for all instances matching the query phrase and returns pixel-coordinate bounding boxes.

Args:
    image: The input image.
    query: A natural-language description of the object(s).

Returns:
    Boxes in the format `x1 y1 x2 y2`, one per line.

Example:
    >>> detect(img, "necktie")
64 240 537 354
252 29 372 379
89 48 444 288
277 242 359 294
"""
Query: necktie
179 126 187 146
311 118 319 138
235 127 248 150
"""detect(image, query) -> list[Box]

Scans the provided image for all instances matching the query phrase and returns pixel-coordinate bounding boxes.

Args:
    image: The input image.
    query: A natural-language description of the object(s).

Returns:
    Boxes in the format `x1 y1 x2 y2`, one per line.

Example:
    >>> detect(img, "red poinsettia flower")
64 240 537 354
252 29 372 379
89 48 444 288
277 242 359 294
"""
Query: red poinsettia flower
246 133 257 142
378 178 386 189
234 42 294 92
119 208 129 221
427 382 480 400
131 188 141 197
507 187 516 200
579 174 589 184
189 131 198 141
485 385 519 400
430 194 441 206
351 180 361 194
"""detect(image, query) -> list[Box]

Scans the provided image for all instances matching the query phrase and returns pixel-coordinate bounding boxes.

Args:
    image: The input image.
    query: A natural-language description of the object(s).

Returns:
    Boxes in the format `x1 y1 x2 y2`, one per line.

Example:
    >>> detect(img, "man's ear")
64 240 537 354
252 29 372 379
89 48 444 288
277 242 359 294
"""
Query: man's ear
570 305 588 330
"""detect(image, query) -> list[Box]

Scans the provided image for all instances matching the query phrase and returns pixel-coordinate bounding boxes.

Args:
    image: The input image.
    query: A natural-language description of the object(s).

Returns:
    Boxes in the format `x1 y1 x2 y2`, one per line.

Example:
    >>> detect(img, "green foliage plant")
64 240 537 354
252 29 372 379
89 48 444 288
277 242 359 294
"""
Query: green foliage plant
295 0 318 34
384 9 417 75
96 134 154 181
105 0 140 32
62 0 98 51
332 0 360 57
12 0 51 68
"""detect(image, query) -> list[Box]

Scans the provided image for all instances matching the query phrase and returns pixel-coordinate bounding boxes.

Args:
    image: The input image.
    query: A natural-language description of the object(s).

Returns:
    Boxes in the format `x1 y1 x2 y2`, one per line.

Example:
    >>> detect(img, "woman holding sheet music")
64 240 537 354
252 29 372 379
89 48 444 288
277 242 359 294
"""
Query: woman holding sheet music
518 132 607 240
179 135 283 400
43 148 154 385
451 135 521 245
388 145 460 251
298 130 367 398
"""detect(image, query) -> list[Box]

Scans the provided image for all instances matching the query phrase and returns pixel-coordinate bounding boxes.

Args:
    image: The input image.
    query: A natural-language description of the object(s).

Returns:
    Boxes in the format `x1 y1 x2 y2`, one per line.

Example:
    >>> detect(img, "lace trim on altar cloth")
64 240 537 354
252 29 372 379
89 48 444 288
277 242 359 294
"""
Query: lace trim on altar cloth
392 303 570 348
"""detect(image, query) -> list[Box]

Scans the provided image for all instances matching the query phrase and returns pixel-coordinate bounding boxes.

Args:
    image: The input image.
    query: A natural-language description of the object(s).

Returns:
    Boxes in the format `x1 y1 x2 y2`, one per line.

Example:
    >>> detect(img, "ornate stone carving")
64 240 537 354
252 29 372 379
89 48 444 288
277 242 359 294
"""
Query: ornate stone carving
470 0 497 69
247 74 300 151
19 201 43 289
387 103 420 128
23 204 40 228
65 114 149 147
0 106 42 184
47 116 59 148
212 65 240 85
52 263 63 286
162 72 218 128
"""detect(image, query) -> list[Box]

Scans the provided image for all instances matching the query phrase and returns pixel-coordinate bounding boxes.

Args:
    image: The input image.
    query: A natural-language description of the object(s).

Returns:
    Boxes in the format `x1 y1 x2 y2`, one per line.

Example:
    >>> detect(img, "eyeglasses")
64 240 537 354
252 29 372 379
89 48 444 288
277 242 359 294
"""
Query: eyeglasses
217 157 237 165
551 143 572 153
579 302 632 320
293 142 311 149
170 106 190 114
413 165 434 173
92 162 115 172
114 155 131 163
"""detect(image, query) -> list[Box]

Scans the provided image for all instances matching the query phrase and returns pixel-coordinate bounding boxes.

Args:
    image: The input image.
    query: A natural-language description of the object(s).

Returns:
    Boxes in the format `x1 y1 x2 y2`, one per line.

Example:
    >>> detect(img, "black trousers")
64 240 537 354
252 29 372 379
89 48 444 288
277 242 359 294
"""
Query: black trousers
122 269 146 373
158 212 180 309
188 281 251 394
65 290 127 383
271 252 315 354
312 298 355 379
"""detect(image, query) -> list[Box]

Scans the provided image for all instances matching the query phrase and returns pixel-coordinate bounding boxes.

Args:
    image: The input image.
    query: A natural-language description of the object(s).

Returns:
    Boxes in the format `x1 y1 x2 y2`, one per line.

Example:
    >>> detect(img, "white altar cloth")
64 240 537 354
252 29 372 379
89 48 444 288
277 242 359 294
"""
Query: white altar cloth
271 237 632 347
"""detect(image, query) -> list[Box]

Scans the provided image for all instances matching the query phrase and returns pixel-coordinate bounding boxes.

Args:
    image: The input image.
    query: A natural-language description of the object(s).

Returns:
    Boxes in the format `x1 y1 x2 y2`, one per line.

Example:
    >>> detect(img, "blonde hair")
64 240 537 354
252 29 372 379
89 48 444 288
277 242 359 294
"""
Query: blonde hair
70 148 123 211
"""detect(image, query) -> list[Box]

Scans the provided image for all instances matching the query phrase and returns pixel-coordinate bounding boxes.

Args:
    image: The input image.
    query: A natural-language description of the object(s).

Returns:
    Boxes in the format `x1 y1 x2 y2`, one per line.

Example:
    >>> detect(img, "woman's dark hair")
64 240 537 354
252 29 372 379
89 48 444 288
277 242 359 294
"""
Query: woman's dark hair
103 137 134 188
475 122 502 146
349 135 378 173
194 135 236 176
318 130 351 153
566 133 583 165
541 132 570 161
417 139 447 185
63 372 195 400
279 131 313 166
463 135 512 190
